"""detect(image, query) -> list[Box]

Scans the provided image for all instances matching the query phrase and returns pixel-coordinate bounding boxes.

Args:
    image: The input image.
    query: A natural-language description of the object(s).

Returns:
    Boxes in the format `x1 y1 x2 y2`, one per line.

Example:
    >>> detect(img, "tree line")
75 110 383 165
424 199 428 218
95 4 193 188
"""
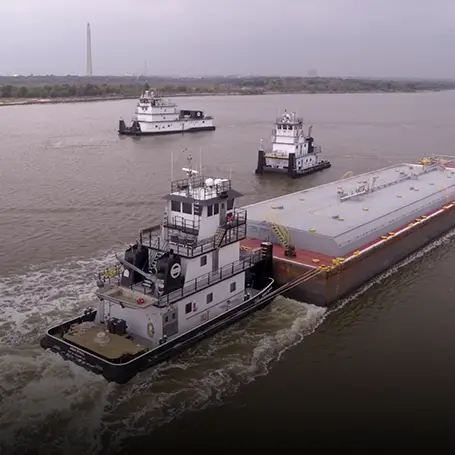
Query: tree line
1 76 455 99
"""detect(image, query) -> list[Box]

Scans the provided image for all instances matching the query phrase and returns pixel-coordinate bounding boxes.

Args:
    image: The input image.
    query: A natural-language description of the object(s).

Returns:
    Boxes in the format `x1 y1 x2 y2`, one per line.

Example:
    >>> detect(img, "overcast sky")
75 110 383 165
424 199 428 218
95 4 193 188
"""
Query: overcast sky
0 0 453 78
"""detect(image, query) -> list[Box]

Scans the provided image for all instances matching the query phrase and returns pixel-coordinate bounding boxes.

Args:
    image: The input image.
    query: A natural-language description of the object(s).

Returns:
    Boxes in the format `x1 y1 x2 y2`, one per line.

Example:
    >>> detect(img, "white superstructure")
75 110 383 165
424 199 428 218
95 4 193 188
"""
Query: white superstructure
255 110 331 177
118 89 216 135
41 153 273 385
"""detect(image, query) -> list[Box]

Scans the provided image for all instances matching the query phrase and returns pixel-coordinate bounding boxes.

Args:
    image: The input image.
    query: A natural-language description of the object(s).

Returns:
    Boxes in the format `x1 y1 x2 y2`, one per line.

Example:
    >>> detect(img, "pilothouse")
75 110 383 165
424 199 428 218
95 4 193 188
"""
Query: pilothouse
41 153 274 384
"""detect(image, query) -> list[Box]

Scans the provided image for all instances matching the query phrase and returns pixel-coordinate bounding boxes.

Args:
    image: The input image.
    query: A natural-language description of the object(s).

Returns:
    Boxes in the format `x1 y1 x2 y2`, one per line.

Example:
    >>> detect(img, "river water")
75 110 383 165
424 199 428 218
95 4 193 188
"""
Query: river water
1 92 455 454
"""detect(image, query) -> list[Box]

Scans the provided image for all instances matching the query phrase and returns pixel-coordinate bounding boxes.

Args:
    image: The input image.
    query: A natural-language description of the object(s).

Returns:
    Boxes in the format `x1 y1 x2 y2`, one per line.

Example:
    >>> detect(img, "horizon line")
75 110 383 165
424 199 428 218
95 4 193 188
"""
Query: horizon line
0 74 454 82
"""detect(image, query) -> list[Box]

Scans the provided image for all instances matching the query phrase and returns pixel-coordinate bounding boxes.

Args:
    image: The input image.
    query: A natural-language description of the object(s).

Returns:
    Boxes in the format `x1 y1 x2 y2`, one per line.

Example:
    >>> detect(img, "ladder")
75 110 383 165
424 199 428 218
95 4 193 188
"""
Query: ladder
271 222 290 248
214 226 226 248
143 241 167 290
149 240 167 270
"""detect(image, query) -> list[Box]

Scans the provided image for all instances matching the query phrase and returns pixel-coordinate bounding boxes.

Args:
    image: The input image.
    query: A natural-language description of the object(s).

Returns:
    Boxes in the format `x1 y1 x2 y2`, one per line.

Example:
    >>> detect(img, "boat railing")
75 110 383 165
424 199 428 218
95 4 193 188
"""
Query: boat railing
275 116 303 125
272 131 300 142
171 175 205 192
139 224 162 248
157 249 263 307
164 215 200 235
140 209 246 257
221 208 246 228
170 175 232 194
97 264 123 285
166 224 246 257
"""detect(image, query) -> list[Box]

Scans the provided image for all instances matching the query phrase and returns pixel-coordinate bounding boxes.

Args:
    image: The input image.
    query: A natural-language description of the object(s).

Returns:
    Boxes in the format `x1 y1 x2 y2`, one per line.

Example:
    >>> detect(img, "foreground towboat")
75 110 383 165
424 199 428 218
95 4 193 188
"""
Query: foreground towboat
41 156 274 384
118 89 216 136
255 110 331 178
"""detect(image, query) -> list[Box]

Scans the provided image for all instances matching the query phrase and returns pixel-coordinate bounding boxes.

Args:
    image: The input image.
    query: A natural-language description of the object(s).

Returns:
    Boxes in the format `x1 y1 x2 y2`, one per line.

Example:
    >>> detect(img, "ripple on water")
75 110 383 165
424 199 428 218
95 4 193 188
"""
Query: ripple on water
0 249 327 455
1 228 455 454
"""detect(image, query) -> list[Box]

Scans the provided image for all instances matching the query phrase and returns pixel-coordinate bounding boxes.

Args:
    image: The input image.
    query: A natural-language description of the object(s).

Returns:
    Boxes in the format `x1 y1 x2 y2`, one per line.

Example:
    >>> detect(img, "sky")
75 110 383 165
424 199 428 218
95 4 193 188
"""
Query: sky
0 0 454 78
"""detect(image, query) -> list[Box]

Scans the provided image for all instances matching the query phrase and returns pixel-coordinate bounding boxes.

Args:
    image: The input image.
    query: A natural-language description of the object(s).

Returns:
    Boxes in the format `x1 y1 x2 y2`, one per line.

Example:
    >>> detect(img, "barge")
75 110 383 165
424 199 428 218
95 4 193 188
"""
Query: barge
244 155 455 305
41 155 274 384
118 89 216 136
255 110 331 178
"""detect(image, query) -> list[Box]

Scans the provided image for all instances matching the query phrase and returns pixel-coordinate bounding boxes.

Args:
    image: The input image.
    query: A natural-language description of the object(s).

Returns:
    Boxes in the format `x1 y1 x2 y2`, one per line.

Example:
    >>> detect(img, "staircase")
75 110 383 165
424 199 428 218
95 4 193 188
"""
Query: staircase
214 226 226 248
143 241 167 291
149 241 167 270
271 222 290 248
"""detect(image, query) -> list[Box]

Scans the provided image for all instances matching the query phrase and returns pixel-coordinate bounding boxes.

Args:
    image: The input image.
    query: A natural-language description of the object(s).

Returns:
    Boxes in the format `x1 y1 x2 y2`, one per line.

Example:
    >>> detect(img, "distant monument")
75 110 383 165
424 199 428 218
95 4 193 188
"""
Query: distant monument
86 22 93 76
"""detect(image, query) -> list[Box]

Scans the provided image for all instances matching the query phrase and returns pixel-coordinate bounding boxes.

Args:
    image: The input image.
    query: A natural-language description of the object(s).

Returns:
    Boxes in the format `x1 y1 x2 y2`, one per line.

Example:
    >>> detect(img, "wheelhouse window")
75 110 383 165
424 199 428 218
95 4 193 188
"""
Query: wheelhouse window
227 199 234 210
185 302 192 314
213 203 219 215
207 205 213 216
171 200 181 212
200 255 207 267
206 292 213 304
182 202 192 214
230 282 236 293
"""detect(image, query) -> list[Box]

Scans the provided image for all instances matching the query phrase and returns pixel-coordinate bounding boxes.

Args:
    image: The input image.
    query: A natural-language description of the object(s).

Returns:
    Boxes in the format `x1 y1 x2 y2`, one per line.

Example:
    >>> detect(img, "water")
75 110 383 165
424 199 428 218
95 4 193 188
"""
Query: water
1 92 455 453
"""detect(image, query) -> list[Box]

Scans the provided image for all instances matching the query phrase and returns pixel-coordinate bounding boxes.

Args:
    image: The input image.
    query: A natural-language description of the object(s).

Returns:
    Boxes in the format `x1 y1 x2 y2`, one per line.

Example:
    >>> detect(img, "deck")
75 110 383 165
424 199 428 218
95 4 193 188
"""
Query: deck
63 323 148 360
241 238 334 268
242 197 455 269
245 160 455 256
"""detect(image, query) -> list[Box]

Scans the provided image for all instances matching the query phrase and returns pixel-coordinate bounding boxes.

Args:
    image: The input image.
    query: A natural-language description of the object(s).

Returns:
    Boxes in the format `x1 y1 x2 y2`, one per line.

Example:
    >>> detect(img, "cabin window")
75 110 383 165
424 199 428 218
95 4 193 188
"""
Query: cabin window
230 282 236 293
172 312 176 319
164 315 169 323
206 292 213 304
200 255 207 267
227 199 234 210
182 202 192 214
213 203 219 215
171 200 181 212
207 205 213 216
185 302 192 314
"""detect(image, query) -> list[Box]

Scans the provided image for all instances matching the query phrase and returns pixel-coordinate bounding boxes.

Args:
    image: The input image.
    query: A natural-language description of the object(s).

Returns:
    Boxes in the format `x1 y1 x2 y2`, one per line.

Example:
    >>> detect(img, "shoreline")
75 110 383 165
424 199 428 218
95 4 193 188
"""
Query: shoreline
0 88 450 107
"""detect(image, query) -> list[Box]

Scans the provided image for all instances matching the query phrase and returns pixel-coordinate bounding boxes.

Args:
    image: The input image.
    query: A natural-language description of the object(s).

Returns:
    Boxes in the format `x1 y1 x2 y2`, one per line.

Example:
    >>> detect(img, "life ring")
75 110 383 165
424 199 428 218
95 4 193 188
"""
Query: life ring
136 297 145 305
147 322 155 338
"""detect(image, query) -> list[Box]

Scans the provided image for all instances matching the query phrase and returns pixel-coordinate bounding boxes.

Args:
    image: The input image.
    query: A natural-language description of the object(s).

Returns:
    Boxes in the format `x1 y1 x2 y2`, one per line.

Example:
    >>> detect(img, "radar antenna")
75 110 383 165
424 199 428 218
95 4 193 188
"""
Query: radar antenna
182 151 199 178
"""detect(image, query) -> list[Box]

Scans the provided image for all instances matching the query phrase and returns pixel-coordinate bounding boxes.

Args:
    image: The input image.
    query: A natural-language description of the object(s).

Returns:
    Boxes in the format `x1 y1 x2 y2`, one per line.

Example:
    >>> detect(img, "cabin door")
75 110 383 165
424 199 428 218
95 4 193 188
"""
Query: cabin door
162 307 178 338
219 201 226 224
212 250 219 272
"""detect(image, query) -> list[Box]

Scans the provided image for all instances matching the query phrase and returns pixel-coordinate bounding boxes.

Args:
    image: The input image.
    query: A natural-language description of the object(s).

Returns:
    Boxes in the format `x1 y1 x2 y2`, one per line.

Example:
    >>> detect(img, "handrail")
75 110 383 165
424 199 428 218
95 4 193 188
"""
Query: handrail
157 250 262 307
164 215 200 234
142 209 247 257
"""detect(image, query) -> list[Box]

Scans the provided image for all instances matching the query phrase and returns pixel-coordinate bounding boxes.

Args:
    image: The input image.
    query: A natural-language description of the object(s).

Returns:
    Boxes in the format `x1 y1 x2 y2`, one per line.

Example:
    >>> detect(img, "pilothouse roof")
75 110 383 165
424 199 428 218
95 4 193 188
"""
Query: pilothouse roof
163 154 242 205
